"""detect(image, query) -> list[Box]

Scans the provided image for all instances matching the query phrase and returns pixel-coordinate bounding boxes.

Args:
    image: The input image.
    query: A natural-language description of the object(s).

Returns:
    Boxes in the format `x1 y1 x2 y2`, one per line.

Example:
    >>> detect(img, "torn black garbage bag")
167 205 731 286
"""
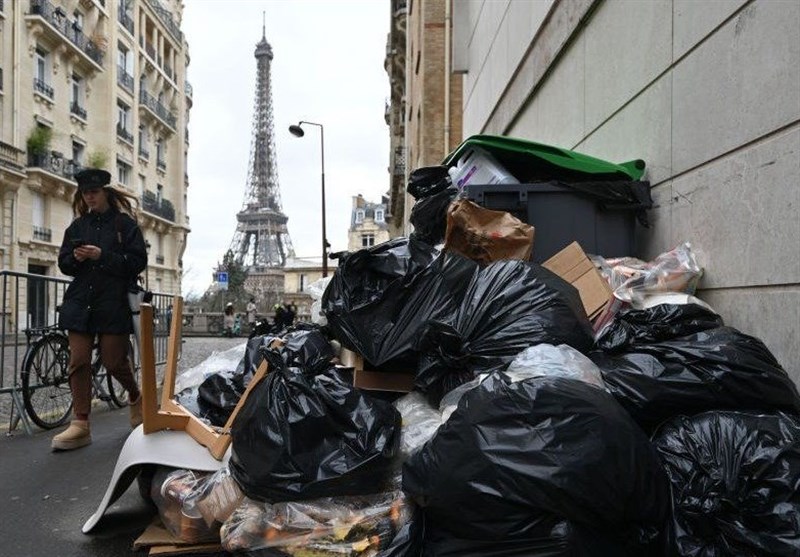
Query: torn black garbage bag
653 411 800 557
197 370 246 426
323 237 478 369
595 302 723 353
229 351 401 502
415 260 594 394
403 374 670 551
590 326 800 431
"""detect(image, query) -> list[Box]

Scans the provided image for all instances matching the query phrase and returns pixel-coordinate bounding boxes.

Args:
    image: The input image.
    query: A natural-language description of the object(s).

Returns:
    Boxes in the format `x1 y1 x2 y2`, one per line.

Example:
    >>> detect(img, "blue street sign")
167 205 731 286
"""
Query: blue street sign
217 271 229 290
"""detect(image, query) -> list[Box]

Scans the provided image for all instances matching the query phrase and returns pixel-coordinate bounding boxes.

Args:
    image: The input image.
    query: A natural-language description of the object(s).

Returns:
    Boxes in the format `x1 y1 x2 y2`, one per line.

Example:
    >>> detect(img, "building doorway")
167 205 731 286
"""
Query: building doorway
27 264 49 328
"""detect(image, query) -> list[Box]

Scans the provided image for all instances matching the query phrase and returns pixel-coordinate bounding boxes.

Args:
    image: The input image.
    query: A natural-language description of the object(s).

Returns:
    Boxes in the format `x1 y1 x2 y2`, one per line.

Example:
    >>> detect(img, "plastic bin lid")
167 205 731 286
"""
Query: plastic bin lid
443 135 646 181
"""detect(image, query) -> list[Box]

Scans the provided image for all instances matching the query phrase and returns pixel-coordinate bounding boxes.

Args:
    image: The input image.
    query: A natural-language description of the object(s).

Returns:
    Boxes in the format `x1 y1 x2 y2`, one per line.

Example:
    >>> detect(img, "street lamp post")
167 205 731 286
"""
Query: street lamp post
289 121 328 278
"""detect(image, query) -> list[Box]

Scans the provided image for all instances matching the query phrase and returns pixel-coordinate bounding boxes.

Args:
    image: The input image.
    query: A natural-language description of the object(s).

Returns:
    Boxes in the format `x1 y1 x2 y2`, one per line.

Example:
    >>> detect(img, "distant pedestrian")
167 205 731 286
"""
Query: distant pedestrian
246 297 257 332
223 302 235 337
283 301 296 327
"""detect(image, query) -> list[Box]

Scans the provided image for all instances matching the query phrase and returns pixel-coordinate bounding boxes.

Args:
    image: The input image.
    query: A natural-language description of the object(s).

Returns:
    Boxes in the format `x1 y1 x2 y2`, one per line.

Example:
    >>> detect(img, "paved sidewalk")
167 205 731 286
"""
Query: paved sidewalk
0 336 245 557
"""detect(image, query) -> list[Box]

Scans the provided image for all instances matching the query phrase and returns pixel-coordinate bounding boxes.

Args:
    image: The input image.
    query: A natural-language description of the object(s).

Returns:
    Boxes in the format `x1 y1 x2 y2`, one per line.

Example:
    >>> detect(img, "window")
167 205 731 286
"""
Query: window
138 125 148 146
35 48 48 82
72 11 84 31
117 160 131 186
117 100 130 131
355 210 365 224
70 74 82 106
117 43 132 74
32 192 45 229
72 141 85 166
156 137 165 164
299 274 306 293
138 174 146 196
375 209 384 223
362 233 375 248
156 184 163 203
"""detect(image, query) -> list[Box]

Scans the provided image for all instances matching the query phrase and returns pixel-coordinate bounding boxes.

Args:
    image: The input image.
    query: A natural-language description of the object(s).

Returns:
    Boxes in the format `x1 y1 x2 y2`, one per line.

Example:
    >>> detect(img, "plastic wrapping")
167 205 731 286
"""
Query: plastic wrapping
590 326 800 431
150 467 219 543
306 276 333 326
221 489 419 556
595 303 723 353
403 375 670 551
175 343 246 393
505 343 606 389
415 260 594 399
229 351 401 503
594 242 702 305
323 238 478 370
409 185 458 246
653 411 800 557
393 392 442 461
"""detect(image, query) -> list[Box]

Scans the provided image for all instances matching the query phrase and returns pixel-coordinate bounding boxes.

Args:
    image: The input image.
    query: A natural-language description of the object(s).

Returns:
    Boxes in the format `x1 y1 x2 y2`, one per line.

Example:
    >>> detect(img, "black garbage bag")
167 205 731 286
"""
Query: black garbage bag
596 303 723 353
197 370 246 426
422 518 624 557
409 185 458 245
282 329 334 375
229 351 402 502
407 165 451 200
653 411 800 557
323 237 478 370
403 375 670 552
590 326 800 431
415 261 594 395
237 334 281 376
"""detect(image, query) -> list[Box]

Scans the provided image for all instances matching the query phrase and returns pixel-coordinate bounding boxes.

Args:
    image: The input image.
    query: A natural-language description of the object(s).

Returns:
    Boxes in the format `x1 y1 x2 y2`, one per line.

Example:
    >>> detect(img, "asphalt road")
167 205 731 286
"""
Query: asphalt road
0 336 245 557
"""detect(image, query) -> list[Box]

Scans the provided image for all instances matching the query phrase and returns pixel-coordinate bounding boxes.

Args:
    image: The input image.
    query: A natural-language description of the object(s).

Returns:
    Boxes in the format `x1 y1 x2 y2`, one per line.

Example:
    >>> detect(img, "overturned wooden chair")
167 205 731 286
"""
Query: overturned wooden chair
83 298 268 533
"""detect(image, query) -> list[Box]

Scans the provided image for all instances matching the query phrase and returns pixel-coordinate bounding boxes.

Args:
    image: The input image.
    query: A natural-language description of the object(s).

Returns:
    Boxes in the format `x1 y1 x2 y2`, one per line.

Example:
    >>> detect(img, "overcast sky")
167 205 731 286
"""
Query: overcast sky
181 1 390 297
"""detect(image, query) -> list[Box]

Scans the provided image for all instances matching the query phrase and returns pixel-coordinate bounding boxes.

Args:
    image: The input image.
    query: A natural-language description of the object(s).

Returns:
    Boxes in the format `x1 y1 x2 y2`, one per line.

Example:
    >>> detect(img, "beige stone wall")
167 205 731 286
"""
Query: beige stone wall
0 0 190 311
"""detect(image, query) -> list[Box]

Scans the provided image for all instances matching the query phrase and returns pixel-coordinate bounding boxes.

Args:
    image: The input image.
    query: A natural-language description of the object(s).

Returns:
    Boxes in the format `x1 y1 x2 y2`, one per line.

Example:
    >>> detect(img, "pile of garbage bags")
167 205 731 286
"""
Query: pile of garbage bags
156 159 800 556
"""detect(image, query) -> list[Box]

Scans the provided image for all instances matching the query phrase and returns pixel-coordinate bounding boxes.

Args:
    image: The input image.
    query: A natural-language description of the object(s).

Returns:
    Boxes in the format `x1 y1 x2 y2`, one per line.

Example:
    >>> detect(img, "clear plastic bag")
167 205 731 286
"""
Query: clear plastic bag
221 489 414 556
593 242 703 306
150 468 219 543
174 343 246 392
394 392 442 460
307 276 333 326
505 344 606 389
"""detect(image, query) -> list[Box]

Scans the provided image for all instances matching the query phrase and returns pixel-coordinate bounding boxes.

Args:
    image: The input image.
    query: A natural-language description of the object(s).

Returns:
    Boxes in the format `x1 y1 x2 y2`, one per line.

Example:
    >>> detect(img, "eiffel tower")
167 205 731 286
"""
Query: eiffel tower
226 25 294 307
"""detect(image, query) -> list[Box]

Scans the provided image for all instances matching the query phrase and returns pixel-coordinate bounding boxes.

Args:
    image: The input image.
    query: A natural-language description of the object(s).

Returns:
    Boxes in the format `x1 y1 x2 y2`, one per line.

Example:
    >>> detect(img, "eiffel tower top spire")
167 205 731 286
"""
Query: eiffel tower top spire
227 26 294 271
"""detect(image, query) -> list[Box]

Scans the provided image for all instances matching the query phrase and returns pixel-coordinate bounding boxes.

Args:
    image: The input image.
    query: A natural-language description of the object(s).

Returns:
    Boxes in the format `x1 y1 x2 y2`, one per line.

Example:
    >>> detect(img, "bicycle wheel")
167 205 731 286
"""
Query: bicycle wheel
107 338 139 407
21 333 73 429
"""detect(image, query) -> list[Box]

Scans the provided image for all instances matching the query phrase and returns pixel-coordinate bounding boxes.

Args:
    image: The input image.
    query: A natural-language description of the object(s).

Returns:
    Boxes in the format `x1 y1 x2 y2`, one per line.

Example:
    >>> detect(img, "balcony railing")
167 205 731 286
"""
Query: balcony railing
141 190 175 221
33 78 54 99
139 89 177 130
118 6 134 34
117 67 134 92
138 146 150 160
116 124 133 144
163 63 173 81
27 151 79 180
156 158 166 171
0 141 25 170
70 102 87 120
33 226 52 242
29 0 104 67
155 255 165 265
144 0 182 42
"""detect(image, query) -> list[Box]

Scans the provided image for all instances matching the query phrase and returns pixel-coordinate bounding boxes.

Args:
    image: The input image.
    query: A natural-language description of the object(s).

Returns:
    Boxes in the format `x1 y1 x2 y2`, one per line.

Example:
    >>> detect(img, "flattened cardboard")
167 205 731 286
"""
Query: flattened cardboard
339 348 415 393
134 519 222 556
543 241 613 319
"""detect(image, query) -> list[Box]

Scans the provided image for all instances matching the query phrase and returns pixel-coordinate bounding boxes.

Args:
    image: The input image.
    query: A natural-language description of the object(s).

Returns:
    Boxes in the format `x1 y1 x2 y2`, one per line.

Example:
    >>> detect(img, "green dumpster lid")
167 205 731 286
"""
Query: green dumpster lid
443 135 646 181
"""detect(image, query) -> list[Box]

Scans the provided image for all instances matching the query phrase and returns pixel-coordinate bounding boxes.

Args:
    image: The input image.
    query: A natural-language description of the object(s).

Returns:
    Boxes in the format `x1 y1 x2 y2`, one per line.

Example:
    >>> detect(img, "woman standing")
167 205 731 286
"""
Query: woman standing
52 168 148 451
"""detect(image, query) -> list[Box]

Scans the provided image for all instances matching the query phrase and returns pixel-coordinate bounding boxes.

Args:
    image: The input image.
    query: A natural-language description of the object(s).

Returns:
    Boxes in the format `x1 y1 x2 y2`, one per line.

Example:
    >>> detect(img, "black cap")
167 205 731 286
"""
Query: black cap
74 168 111 191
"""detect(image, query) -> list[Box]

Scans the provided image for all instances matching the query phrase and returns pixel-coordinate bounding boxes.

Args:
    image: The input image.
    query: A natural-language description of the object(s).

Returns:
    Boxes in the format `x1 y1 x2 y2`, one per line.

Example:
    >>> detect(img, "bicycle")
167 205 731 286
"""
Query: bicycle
19 325 139 430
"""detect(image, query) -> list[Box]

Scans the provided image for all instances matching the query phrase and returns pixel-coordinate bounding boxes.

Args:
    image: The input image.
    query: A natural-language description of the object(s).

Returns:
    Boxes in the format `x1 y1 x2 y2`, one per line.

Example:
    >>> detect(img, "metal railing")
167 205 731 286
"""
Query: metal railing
0 270 177 434
32 226 52 242
156 158 166 171
138 146 150 160
117 67 134 92
144 0 182 42
142 190 175 221
139 89 177 130
118 6 134 34
27 151 78 180
28 0 104 67
184 80 193 98
33 77 54 99
70 102 87 120
116 124 134 144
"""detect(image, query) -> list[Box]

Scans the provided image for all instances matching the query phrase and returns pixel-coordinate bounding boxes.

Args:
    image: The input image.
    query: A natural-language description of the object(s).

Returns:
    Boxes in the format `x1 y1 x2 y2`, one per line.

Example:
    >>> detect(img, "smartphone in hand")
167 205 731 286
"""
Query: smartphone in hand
70 238 85 247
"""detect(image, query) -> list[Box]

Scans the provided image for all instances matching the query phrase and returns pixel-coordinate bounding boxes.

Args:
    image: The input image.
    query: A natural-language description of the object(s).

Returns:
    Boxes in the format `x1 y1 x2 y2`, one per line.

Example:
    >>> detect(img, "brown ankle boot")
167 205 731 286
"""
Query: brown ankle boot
129 394 143 428
51 420 91 451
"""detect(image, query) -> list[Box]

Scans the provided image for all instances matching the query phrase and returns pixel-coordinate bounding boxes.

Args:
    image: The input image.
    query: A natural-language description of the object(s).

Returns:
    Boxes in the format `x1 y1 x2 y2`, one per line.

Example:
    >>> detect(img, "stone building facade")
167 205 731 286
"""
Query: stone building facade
347 194 390 252
0 0 191 327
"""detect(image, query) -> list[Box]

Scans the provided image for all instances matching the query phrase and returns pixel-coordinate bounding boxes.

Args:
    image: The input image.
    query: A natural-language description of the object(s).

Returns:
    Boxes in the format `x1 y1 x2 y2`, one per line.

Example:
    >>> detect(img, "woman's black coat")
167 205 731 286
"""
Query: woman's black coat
58 207 148 334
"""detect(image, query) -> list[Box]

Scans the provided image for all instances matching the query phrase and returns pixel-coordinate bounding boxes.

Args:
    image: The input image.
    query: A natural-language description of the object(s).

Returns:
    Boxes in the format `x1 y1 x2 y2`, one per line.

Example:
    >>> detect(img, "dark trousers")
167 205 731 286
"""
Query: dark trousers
68 332 139 417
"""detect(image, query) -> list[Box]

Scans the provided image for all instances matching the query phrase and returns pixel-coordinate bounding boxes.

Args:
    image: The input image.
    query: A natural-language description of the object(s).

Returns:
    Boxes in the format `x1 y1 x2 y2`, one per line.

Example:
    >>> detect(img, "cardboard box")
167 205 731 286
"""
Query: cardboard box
543 241 613 320
339 348 415 393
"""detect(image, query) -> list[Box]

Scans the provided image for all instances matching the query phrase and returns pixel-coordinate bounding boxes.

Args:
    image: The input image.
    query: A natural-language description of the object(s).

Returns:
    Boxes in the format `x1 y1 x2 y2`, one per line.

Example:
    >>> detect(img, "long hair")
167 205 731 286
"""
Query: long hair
72 185 140 219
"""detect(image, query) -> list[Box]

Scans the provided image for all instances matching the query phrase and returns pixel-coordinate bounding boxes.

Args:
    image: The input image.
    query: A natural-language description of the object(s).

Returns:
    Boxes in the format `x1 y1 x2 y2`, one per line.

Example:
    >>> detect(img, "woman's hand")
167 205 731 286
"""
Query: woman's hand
74 245 102 261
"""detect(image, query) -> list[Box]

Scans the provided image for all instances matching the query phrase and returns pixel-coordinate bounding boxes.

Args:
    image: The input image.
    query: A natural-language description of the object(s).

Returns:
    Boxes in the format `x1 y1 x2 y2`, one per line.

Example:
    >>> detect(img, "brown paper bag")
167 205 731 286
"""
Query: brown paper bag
444 199 534 264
